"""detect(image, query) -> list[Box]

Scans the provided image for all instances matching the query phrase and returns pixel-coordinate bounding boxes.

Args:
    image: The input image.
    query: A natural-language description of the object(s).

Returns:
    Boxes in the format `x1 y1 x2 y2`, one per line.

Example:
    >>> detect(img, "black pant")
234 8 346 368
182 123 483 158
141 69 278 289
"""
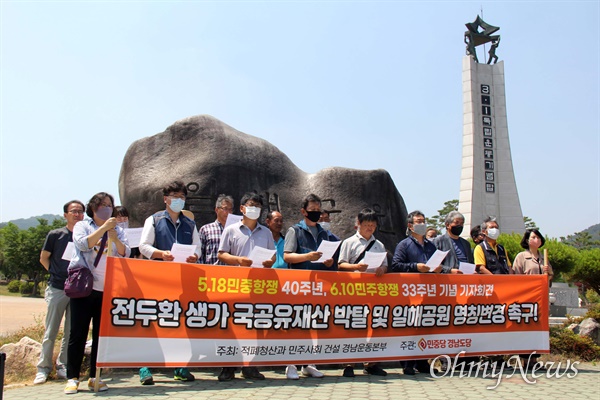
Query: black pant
67 290 103 379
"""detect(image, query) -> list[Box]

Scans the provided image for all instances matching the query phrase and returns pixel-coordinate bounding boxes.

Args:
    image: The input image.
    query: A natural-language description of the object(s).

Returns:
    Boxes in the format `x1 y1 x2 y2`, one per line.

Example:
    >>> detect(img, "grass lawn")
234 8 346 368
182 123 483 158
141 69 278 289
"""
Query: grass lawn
0 282 45 298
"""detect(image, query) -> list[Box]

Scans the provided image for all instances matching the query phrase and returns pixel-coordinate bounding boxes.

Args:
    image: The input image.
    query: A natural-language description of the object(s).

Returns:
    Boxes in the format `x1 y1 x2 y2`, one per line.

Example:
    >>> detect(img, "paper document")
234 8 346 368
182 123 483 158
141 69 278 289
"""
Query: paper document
426 250 449 269
61 242 75 261
363 251 387 272
225 214 243 228
459 262 477 275
124 228 143 248
170 243 197 263
248 246 276 268
312 240 341 263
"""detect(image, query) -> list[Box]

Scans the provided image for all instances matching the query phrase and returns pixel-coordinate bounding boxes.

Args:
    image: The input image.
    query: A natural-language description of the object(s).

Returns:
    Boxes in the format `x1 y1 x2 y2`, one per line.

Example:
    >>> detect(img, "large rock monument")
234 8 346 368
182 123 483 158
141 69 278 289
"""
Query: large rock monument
119 115 408 253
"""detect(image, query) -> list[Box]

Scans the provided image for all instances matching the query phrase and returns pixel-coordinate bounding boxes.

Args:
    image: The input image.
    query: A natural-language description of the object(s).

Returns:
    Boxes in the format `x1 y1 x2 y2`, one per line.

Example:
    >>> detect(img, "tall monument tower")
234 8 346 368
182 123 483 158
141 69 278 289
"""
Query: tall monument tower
458 16 525 235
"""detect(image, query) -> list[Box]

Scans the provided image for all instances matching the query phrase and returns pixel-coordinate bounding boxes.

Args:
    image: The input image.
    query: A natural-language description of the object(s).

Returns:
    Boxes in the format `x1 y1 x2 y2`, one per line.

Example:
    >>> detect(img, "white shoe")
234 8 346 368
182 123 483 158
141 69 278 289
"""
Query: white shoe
286 365 299 380
33 372 47 384
301 365 324 378
87 377 109 392
64 379 79 394
56 367 67 380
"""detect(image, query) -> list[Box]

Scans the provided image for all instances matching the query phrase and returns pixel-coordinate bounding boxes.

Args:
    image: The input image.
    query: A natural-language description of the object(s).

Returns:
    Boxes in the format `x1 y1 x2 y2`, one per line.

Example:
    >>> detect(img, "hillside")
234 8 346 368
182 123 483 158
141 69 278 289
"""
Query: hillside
0 214 63 230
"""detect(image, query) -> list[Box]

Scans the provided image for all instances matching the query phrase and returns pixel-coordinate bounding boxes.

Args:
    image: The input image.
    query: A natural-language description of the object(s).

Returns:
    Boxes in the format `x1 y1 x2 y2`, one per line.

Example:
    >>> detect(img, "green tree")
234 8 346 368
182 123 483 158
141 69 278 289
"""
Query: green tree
523 216 537 230
560 231 600 250
497 233 523 261
426 199 459 232
0 218 65 296
544 238 579 277
572 248 600 295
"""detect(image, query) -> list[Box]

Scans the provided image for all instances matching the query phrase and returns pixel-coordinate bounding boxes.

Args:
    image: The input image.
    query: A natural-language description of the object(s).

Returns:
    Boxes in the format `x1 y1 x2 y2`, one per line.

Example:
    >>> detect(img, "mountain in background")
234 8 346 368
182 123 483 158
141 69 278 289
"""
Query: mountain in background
582 223 600 241
0 214 63 230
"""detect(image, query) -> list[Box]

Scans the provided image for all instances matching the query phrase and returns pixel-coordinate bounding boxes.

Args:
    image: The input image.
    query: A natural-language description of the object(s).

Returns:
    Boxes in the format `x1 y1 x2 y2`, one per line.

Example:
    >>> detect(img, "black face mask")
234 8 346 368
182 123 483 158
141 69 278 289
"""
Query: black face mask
450 225 464 236
305 211 321 223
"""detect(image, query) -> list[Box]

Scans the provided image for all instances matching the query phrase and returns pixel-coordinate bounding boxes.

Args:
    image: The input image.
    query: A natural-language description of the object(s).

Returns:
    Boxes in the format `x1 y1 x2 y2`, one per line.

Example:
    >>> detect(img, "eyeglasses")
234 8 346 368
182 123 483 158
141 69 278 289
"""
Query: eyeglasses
68 210 84 215
218 207 233 212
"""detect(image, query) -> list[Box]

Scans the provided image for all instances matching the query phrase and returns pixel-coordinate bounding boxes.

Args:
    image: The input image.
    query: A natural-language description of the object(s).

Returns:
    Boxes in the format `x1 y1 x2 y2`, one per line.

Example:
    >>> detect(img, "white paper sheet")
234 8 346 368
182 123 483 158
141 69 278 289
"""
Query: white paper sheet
170 243 197 263
311 240 341 263
362 251 387 272
61 242 75 261
225 214 243 228
459 262 477 275
426 250 449 269
124 228 143 248
247 246 276 268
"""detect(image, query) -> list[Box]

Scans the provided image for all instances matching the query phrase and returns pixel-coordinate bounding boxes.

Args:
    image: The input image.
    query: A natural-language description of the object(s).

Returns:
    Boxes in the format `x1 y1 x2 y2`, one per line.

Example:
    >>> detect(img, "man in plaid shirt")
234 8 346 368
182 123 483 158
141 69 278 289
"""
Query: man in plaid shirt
198 194 234 265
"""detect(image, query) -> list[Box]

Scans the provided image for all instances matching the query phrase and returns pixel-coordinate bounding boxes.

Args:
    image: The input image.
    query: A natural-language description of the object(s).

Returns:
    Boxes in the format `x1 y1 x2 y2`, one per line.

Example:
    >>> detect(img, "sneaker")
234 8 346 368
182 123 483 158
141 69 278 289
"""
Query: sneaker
364 364 387 376
285 365 299 380
139 367 154 385
342 366 355 378
403 367 416 376
87 378 108 392
64 379 79 394
56 367 67 380
33 372 47 385
301 365 324 378
174 368 195 382
241 366 265 380
218 367 236 381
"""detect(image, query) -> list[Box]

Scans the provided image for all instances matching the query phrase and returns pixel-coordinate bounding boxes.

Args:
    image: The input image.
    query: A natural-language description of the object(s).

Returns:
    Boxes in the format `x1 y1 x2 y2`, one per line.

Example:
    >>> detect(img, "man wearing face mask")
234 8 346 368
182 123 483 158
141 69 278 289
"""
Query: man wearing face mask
138 181 199 384
474 217 513 275
282 193 336 379
318 210 340 241
390 210 441 376
217 192 274 382
432 211 470 274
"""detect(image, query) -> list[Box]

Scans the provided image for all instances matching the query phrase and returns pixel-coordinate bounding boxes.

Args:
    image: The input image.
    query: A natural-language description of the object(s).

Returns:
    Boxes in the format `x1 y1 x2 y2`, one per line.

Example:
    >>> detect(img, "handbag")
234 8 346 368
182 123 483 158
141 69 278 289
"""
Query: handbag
64 233 107 298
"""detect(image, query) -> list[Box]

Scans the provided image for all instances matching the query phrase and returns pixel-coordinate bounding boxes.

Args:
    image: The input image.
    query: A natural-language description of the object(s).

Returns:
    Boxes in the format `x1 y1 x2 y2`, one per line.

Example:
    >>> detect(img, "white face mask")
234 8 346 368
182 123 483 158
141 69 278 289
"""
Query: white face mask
244 206 261 220
412 223 427 236
487 228 500 240
319 222 331 231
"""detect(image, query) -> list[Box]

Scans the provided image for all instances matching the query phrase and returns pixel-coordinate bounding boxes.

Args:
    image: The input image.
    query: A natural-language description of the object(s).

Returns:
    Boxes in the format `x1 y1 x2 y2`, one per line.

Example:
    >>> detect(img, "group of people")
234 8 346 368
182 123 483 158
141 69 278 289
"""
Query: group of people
35 181 553 394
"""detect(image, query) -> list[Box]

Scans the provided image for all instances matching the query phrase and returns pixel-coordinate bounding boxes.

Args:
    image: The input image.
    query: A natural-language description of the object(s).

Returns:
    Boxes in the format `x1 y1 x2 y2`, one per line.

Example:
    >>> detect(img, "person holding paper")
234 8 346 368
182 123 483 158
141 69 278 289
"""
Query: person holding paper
64 192 130 394
282 193 334 380
217 192 274 381
474 217 513 275
338 208 388 378
115 206 142 259
432 211 470 274
138 181 198 384
390 210 439 375
34 200 85 385
266 210 288 269
139 181 200 264
198 194 234 265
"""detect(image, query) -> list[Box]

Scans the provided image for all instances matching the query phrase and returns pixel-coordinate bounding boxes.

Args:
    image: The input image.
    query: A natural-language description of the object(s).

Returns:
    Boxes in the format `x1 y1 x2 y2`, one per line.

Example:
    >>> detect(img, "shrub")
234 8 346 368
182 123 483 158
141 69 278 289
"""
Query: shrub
550 326 600 361
584 303 600 321
586 288 600 304
7 280 20 293
19 281 34 294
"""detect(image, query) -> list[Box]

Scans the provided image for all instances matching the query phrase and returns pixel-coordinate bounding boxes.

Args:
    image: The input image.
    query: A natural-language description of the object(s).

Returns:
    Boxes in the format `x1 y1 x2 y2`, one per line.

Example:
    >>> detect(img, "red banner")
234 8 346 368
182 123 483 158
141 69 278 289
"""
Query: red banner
97 258 549 368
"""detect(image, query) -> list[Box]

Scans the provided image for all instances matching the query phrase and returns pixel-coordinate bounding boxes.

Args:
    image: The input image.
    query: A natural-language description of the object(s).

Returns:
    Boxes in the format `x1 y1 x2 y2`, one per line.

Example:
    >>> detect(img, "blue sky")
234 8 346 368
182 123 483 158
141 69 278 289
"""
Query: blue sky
1 1 598 239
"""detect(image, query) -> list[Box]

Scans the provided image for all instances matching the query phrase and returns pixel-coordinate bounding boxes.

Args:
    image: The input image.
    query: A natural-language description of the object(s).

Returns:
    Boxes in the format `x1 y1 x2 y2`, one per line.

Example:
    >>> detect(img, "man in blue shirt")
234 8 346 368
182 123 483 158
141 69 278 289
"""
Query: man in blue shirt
266 211 287 269
391 210 441 375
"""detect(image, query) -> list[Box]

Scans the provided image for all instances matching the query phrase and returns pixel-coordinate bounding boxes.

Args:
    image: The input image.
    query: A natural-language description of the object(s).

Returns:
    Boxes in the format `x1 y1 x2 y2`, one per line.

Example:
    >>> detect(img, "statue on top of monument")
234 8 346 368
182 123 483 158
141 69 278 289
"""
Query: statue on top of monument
464 15 501 64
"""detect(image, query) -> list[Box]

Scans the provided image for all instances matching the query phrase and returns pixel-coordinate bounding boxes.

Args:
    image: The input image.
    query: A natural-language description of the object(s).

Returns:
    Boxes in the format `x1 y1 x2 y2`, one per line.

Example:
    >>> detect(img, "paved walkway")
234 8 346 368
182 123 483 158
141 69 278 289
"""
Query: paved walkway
4 363 599 400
